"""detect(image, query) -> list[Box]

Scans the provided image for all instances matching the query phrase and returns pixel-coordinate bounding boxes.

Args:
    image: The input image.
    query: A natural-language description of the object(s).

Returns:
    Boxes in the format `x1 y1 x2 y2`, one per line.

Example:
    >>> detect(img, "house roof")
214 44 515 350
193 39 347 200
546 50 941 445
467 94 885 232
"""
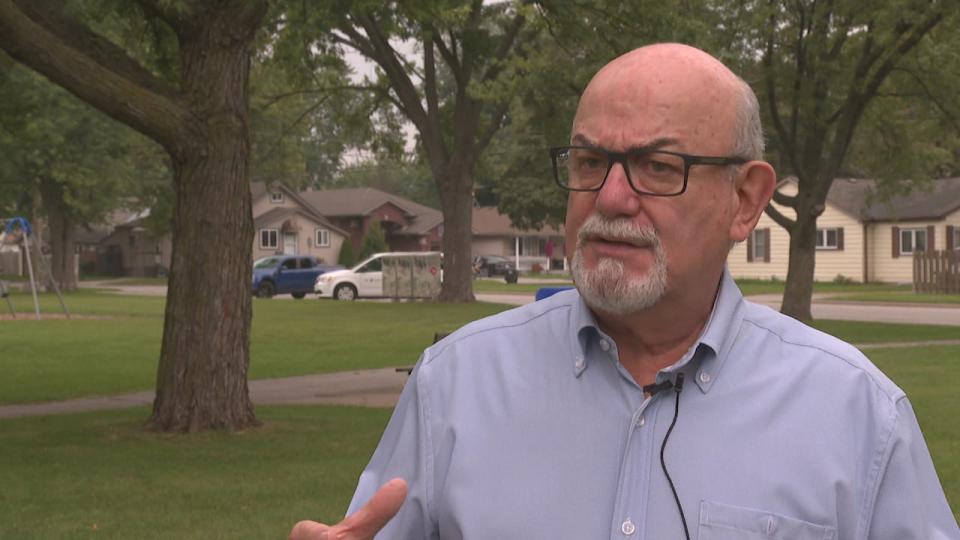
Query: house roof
297 187 443 236
251 181 348 236
781 177 960 222
472 206 563 237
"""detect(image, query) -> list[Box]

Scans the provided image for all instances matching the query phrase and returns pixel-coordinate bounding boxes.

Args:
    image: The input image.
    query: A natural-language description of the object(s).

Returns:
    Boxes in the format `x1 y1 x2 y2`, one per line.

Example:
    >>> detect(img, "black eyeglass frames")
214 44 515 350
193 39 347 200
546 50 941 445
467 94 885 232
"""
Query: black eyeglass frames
549 145 748 196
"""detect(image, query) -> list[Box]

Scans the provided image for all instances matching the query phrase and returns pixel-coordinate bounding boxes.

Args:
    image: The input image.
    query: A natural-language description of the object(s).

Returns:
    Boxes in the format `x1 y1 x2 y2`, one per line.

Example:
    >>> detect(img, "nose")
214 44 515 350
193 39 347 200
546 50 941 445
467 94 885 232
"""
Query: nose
595 161 642 217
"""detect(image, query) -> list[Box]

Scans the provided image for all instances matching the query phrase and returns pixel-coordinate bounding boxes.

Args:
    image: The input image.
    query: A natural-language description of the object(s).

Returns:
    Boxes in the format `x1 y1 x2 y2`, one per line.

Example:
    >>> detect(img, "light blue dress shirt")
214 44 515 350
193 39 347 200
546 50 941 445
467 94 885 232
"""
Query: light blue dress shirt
348 270 959 539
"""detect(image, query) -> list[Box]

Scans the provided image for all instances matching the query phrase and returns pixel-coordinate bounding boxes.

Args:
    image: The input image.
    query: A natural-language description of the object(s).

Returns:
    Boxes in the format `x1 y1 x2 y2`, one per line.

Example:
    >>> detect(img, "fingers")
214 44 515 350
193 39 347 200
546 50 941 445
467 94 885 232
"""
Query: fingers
289 520 331 540
336 478 408 538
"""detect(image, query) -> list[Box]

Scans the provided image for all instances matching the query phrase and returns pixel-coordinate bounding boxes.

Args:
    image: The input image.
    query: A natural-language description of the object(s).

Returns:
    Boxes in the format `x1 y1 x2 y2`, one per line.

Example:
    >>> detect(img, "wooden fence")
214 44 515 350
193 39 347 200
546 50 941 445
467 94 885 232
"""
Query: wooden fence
913 250 960 294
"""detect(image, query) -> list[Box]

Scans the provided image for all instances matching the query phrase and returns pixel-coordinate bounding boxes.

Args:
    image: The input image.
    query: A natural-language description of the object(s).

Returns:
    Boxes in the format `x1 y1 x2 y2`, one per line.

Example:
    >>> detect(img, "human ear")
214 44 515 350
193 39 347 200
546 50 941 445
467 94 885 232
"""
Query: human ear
729 161 776 242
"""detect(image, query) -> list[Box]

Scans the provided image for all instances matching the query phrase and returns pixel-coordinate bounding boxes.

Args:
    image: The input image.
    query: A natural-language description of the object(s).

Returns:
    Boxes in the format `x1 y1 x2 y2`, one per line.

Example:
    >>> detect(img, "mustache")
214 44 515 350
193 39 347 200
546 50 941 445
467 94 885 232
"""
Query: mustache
576 215 659 248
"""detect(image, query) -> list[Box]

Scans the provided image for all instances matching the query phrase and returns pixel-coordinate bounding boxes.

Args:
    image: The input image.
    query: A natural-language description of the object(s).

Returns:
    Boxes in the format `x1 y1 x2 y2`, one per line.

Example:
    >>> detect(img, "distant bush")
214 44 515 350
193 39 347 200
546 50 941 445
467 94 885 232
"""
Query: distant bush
338 240 355 267
359 221 389 260
531 263 543 274
833 274 856 285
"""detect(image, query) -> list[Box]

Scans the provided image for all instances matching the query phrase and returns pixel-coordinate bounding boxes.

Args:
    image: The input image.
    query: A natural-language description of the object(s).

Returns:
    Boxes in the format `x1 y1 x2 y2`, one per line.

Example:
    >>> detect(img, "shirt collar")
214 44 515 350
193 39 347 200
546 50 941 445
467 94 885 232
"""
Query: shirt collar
568 267 746 391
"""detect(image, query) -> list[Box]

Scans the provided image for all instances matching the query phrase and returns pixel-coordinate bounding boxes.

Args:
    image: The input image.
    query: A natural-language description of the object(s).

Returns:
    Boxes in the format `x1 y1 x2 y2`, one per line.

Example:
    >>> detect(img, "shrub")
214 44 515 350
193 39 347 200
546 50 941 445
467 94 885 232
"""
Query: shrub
833 274 856 285
531 263 543 274
359 221 389 260
338 240 355 267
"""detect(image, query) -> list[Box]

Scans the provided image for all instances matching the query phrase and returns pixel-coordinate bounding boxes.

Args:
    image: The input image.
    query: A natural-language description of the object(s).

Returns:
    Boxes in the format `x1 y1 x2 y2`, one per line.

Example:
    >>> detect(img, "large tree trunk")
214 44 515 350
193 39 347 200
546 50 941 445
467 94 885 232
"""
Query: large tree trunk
37 176 78 291
437 167 475 302
780 192 820 321
46 208 77 291
146 10 258 432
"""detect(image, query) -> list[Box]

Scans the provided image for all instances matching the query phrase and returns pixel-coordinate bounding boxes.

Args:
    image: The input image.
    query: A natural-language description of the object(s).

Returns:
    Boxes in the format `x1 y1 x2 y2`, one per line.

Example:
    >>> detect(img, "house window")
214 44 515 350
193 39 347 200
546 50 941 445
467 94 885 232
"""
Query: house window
270 192 284 203
815 228 843 250
950 226 959 250
899 228 927 254
260 229 278 249
747 228 770 262
315 229 330 247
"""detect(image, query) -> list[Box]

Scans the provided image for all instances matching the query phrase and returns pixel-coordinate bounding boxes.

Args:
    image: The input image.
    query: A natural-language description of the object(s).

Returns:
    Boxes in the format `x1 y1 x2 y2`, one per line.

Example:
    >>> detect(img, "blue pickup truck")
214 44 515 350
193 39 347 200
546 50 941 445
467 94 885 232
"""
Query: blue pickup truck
252 255 342 299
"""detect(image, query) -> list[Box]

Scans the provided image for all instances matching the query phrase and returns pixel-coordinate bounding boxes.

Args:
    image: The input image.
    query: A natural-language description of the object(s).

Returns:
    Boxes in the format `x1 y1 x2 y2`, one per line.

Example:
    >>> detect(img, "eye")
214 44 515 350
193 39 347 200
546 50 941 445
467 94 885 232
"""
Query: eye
570 149 607 172
633 152 683 176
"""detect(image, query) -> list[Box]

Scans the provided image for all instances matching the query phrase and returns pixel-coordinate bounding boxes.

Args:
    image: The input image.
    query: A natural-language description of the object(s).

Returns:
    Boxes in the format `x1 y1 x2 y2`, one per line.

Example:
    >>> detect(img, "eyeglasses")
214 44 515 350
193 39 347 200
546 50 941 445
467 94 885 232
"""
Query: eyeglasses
549 145 748 196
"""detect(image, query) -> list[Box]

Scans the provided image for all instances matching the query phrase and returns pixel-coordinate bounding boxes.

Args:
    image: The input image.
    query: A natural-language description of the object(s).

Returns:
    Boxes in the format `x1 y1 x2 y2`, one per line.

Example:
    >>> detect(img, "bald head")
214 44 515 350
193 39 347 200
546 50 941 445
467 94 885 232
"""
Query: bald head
574 43 763 160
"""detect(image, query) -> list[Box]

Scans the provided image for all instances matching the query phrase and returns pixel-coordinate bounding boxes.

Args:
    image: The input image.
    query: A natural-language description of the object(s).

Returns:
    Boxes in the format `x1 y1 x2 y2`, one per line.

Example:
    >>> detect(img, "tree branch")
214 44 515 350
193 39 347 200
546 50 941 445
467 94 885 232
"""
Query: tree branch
135 0 186 32
480 11 526 83
344 13 429 133
0 0 190 149
771 188 798 208
257 85 383 109
764 202 796 232
762 16 798 174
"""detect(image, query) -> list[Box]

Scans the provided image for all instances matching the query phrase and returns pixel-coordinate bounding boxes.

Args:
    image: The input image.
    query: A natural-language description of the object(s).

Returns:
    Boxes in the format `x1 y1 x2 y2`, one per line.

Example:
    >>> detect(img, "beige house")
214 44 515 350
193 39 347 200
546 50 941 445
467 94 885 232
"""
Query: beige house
471 207 566 271
251 182 348 264
728 177 960 283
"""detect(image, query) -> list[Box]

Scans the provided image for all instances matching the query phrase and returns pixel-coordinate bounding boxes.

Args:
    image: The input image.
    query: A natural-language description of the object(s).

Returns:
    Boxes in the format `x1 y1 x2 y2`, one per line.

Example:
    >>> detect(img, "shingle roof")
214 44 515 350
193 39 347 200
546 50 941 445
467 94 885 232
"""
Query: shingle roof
472 206 564 237
783 177 960 222
250 181 348 235
297 187 443 236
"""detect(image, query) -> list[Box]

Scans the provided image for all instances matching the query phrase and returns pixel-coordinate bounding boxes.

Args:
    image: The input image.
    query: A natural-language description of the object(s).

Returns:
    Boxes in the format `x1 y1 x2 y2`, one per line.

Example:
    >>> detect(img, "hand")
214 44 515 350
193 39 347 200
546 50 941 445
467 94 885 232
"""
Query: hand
289 478 408 540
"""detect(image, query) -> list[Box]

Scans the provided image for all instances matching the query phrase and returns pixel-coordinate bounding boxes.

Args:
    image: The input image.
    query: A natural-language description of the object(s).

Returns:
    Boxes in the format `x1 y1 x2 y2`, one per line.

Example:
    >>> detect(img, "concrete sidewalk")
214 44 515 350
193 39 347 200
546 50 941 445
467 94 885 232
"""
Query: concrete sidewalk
0 368 409 419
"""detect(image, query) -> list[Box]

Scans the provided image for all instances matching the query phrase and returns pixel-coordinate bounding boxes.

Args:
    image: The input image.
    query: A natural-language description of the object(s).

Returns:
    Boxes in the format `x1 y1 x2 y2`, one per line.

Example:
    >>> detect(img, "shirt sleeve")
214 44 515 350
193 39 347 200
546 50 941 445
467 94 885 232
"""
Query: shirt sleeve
346 354 437 540
866 397 960 539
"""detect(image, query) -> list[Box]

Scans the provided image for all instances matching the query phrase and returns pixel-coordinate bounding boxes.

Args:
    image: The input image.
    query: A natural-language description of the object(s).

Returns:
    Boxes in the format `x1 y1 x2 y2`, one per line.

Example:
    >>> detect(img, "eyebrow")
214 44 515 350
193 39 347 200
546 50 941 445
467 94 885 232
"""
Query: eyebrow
570 133 681 153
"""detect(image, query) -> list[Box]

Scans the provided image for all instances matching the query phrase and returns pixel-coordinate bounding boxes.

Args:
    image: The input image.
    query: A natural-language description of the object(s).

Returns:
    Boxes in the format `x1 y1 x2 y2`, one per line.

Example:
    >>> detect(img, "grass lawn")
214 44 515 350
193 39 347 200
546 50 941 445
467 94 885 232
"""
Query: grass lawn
2 289 959 405
0 405 392 539
1 346 957 538
0 290 511 404
473 280 573 294
823 291 960 305
734 279 910 296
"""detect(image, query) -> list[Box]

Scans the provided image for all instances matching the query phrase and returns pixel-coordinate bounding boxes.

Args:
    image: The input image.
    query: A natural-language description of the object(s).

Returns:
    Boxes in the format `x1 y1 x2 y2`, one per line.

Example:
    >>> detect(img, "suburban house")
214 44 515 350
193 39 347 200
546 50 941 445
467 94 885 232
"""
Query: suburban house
94 209 173 277
251 182 348 264
297 187 444 254
471 206 566 271
728 177 960 283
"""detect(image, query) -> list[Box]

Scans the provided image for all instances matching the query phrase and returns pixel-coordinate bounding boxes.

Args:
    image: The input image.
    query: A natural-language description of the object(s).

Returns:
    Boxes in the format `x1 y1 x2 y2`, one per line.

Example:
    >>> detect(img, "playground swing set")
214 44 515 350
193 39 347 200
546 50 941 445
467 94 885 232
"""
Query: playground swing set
0 216 70 320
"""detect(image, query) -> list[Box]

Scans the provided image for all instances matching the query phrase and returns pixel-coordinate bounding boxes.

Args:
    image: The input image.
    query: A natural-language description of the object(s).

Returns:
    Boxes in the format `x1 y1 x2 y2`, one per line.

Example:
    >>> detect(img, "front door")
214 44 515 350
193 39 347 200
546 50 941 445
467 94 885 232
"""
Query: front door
283 233 297 255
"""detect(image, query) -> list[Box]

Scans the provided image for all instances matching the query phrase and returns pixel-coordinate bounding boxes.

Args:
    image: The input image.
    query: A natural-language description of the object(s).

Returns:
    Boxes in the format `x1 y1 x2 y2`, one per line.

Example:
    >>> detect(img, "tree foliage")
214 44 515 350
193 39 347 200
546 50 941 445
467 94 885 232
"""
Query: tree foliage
279 0 538 302
0 56 169 289
720 0 959 319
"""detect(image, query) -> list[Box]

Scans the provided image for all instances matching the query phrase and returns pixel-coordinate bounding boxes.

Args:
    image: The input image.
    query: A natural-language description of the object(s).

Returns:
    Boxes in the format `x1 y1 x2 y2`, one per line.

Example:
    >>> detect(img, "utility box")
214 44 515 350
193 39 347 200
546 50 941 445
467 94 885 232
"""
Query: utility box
382 252 442 300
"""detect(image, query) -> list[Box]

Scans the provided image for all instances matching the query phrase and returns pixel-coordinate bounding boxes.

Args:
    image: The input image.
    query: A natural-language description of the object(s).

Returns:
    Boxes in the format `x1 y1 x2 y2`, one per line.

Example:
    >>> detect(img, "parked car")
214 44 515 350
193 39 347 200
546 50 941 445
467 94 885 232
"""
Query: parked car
315 252 442 301
252 255 342 299
472 254 513 277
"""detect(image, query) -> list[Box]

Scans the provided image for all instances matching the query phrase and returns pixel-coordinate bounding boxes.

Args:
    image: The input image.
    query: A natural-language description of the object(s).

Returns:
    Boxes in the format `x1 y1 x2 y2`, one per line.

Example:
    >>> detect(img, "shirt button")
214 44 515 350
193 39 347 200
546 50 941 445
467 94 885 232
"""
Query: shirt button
621 518 636 535
599 339 610 351
575 356 585 369
698 370 711 384
636 416 645 428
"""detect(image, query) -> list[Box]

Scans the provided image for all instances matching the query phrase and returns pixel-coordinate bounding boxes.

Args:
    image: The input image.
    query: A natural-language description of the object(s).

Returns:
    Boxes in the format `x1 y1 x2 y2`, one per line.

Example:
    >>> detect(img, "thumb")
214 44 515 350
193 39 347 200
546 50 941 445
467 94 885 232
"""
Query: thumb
335 478 408 539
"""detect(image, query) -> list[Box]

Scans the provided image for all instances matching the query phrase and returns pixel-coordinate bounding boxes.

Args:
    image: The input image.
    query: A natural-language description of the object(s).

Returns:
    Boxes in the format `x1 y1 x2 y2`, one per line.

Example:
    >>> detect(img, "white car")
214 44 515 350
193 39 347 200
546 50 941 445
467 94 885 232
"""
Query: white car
315 252 442 301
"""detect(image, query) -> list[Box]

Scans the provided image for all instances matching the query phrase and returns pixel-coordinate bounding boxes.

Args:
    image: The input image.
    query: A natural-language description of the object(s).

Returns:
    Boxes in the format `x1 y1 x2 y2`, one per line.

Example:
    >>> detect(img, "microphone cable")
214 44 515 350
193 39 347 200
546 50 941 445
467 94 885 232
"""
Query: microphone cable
659 372 689 540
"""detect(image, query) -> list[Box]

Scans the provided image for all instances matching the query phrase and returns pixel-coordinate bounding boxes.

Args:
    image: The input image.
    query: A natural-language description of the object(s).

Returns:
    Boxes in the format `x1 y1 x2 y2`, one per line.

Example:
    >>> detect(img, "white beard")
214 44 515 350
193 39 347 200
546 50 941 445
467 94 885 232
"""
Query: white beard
571 215 668 315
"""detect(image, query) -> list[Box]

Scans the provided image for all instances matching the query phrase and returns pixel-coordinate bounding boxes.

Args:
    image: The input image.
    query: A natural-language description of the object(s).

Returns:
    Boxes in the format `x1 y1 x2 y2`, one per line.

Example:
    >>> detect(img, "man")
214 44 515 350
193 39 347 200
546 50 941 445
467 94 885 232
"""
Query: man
291 43 959 539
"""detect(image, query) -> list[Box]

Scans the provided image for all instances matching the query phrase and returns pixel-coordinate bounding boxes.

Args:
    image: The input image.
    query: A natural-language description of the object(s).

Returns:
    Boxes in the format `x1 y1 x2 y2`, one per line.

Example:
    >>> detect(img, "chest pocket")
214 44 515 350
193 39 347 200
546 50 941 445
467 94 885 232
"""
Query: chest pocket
698 500 837 540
